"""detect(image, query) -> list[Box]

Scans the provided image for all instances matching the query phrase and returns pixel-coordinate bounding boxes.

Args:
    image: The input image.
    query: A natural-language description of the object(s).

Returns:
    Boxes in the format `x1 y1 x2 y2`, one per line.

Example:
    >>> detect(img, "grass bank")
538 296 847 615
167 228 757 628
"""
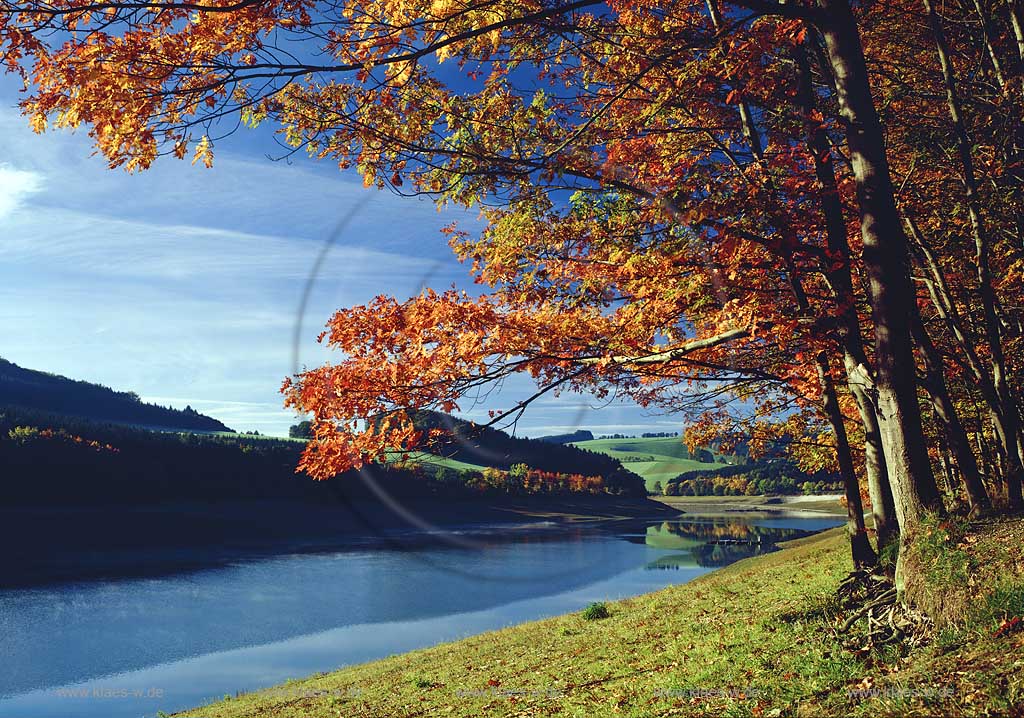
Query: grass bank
176 516 1024 718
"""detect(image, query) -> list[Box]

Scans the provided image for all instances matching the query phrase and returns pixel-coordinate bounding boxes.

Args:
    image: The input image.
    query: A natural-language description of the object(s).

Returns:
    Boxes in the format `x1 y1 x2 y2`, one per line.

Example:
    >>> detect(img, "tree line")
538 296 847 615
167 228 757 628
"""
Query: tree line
427 464 609 496
664 460 843 496
403 411 646 496
0 407 319 505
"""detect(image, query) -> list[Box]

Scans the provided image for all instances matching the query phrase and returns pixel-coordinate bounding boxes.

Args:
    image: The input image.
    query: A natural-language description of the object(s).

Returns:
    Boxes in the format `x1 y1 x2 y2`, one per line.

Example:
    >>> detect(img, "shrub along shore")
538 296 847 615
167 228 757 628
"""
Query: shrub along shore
177 517 1023 718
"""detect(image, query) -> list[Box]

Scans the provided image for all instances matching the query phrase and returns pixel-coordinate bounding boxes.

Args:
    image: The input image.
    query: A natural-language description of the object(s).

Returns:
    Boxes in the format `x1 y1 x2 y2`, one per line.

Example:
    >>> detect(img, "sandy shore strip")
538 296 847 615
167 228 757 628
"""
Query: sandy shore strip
654 493 845 518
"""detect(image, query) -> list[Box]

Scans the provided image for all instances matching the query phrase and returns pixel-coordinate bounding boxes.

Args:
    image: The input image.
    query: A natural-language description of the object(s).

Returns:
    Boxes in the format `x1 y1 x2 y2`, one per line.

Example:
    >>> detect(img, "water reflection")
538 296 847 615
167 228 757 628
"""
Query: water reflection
641 519 812 568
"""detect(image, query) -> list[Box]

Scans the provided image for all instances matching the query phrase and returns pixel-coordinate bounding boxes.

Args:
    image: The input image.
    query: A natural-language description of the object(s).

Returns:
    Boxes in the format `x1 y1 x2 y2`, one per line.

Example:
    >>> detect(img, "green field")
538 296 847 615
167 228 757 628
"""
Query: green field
571 437 730 490
398 451 489 473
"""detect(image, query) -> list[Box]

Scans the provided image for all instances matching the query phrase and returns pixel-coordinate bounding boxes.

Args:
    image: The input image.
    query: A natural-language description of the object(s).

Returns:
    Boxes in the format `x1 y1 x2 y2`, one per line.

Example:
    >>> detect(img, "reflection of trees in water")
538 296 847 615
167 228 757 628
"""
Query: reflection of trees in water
692 542 777 567
646 555 695 570
656 520 807 542
644 520 812 570
645 543 778 570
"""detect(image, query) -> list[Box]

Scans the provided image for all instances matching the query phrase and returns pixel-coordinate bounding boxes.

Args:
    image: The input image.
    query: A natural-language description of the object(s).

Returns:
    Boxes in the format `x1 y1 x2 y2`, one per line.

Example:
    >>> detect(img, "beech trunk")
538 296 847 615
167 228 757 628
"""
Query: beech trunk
796 38 900 549
816 0 944 550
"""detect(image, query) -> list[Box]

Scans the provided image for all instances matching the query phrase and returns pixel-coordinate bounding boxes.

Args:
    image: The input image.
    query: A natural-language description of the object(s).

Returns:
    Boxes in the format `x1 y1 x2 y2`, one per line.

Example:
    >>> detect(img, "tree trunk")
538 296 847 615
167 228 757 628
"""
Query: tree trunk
705 0 765 163
968 0 1009 89
795 37 900 551
977 418 992 483
843 361 901 547
934 426 958 500
906 220 1024 498
909 309 991 512
1008 0 1024 64
1018 426 1024 475
816 351 878 567
816 0 944 547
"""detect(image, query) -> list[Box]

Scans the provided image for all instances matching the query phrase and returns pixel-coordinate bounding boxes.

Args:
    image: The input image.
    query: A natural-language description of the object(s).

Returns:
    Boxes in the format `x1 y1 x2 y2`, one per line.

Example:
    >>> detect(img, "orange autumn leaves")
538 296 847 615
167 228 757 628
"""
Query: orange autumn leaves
281 289 662 477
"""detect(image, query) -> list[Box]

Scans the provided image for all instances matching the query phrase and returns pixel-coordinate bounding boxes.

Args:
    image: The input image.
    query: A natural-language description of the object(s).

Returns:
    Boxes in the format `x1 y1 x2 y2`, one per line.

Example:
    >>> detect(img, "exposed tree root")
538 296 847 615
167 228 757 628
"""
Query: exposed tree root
832 568 933 657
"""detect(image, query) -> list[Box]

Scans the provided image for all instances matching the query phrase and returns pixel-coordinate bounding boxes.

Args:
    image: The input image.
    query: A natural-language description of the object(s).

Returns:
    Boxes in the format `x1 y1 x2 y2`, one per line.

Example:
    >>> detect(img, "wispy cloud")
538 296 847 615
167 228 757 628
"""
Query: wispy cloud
0 164 42 218
0 205 449 284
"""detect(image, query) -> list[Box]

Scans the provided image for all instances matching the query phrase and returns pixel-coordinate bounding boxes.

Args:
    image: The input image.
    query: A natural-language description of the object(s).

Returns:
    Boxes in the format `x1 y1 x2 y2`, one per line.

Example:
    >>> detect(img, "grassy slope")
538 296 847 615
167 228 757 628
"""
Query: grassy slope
571 437 729 490
386 451 489 473
178 519 1024 718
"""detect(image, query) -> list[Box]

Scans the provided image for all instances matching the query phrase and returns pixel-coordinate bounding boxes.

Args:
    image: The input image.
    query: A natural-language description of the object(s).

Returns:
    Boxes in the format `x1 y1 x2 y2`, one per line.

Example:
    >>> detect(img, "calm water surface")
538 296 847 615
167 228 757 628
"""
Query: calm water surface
0 516 840 718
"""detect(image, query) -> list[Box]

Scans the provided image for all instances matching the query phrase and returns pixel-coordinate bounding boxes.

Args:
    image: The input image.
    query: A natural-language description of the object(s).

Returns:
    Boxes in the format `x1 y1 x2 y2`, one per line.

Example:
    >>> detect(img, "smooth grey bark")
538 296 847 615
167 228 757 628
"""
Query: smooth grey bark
934 426 958 500
977 417 992 482
843 358 900 545
1008 0 1024 63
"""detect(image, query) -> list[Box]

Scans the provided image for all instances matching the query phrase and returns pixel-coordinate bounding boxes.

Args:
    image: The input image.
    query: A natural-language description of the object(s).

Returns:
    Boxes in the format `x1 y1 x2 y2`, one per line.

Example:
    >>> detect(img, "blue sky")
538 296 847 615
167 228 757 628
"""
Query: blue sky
0 83 683 438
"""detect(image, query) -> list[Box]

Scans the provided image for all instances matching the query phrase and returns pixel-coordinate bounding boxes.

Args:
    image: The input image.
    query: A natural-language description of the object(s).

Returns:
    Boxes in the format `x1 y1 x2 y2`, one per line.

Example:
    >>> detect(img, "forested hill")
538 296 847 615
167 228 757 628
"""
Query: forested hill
536 429 594 444
409 410 646 496
0 358 231 433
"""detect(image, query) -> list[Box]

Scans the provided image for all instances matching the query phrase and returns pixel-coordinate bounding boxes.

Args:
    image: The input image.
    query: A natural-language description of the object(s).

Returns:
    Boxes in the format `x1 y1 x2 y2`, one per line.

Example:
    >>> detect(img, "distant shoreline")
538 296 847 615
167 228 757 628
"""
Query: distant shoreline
654 493 846 518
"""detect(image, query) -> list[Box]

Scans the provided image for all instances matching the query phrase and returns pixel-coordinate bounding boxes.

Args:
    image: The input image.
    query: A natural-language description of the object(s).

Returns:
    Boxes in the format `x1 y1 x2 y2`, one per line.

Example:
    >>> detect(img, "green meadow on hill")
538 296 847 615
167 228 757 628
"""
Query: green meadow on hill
571 437 731 491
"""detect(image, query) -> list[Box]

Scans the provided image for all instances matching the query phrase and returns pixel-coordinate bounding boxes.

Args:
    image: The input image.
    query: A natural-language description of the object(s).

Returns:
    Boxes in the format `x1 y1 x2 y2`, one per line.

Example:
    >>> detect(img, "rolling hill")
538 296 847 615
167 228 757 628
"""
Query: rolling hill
570 436 732 491
407 410 647 496
0 357 231 433
1 403 651 505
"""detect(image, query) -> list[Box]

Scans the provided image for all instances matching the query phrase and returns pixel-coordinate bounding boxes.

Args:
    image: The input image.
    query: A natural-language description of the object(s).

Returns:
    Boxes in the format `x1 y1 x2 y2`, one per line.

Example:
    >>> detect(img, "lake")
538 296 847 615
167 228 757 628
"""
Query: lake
0 515 841 718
